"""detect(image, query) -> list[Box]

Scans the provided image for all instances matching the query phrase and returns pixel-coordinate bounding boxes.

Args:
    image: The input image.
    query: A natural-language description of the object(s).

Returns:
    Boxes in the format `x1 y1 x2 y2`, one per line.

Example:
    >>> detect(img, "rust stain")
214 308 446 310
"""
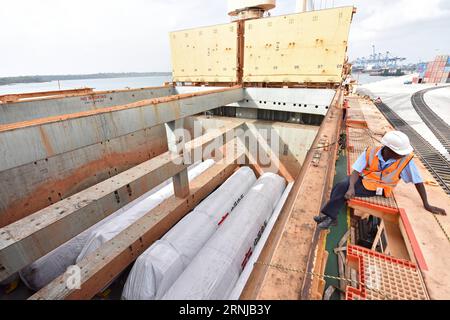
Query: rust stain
0 143 167 227
0 85 173 105
38 127 54 156
0 88 93 103
0 85 242 133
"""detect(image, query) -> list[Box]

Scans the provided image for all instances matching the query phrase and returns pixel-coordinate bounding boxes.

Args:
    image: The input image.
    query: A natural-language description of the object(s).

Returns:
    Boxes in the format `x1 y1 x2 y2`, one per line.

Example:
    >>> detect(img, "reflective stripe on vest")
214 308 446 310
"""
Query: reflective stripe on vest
361 146 413 196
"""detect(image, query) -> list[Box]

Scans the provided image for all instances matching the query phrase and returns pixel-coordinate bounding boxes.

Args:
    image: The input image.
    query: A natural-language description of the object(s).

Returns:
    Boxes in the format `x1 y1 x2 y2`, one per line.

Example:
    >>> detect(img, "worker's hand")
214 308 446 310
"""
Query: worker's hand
424 204 447 216
344 187 355 200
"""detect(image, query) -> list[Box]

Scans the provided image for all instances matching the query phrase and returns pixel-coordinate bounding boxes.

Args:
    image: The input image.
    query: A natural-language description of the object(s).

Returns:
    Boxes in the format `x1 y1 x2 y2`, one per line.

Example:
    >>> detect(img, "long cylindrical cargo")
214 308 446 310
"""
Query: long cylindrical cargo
19 187 169 291
162 172 286 300
121 166 257 300
76 159 215 263
19 160 213 291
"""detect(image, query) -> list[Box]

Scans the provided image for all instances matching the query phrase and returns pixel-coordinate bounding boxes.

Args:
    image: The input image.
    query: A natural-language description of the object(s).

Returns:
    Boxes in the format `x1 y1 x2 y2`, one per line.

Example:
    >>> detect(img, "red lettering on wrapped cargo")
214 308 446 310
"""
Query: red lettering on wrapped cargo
218 213 229 225
241 247 253 269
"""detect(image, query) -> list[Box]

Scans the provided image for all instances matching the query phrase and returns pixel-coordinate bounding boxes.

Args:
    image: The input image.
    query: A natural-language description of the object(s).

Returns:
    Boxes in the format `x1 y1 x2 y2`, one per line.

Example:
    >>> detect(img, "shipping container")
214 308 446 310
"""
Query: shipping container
442 72 450 80
417 62 427 73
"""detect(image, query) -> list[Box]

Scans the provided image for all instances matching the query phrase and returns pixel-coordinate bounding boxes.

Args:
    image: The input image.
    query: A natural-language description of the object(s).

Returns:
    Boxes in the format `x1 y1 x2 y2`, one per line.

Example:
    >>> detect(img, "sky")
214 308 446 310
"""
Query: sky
1 0 449 77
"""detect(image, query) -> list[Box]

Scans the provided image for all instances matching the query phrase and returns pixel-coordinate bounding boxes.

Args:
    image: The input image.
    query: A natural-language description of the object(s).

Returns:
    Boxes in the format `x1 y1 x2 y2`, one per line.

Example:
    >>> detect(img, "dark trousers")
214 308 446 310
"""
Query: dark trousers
321 176 377 219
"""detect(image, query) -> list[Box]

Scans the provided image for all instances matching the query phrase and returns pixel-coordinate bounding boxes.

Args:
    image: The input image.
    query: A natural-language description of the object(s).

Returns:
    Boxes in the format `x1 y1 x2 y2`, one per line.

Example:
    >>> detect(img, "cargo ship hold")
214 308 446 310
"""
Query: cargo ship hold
0 0 449 301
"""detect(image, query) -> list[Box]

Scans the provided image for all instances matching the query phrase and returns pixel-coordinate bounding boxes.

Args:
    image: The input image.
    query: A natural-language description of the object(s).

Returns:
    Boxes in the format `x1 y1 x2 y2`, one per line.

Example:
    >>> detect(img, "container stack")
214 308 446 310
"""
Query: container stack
446 56 450 83
422 55 450 83
412 62 427 83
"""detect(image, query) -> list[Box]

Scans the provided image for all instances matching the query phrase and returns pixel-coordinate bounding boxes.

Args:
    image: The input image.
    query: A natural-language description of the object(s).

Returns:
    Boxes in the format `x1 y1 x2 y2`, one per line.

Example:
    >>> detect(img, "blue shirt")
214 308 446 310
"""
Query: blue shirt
352 148 423 184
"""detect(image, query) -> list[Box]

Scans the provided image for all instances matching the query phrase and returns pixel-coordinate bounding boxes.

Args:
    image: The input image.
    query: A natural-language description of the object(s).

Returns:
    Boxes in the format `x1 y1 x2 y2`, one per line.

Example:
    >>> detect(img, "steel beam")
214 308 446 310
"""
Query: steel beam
0 121 245 281
0 124 167 227
175 86 335 116
0 86 175 125
0 86 244 172
29 147 244 300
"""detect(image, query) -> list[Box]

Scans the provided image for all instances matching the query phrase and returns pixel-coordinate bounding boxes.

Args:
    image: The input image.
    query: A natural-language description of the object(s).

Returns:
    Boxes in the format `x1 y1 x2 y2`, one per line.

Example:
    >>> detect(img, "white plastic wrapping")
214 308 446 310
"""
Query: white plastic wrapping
20 193 152 291
19 160 213 291
228 182 294 299
162 172 286 300
122 166 257 300
76 159 215 263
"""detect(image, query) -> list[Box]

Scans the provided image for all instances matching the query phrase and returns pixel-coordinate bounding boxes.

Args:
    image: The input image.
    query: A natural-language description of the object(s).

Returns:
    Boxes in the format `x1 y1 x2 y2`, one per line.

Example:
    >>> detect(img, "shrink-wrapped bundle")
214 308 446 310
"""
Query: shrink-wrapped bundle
19 160 213 291
122 167 256 300
76 160 215 263
162 172 285 300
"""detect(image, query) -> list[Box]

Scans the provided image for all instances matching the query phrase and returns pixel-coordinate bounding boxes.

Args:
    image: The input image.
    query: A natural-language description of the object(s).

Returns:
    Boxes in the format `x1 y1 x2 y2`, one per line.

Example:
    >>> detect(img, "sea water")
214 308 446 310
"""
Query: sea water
0 75 172 95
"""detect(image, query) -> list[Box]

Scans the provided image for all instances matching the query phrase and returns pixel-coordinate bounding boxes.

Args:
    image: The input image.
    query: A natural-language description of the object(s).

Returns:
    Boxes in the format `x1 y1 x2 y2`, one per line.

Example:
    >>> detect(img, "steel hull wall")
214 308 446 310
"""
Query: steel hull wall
0 87 244 227
0 124 167 227
0 86 175 125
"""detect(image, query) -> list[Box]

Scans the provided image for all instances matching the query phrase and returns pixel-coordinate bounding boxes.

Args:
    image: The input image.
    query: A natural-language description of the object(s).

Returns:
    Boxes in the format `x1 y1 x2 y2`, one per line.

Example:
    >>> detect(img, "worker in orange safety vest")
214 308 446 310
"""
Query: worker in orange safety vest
314 130 446 229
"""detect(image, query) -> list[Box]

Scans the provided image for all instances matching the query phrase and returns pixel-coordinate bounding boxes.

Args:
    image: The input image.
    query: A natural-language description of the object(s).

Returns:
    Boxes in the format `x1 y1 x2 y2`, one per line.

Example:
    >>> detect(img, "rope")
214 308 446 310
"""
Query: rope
308 141 338 151
254 261 392 300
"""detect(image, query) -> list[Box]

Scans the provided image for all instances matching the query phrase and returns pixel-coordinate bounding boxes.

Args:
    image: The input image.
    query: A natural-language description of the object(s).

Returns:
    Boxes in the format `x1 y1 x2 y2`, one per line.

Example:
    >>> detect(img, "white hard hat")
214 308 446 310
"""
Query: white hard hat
381 131 413 155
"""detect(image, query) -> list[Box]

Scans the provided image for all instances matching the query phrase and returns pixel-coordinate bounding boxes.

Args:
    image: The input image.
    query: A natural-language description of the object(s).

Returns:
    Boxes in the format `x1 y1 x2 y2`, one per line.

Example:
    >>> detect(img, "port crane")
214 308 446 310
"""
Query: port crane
352 45 406 71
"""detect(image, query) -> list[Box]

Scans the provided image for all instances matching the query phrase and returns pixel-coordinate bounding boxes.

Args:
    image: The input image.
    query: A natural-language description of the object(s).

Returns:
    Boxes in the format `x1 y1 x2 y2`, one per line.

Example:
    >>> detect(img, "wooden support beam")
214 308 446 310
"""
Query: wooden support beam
337 251 346 299
165 119 190 198
172 171 190 198
383 220 410 260
371 221 385 251
309 230 329 300
241 123 294 182
323 285 336 300
0 121 245 281
29 150 243 300
348 202 398 223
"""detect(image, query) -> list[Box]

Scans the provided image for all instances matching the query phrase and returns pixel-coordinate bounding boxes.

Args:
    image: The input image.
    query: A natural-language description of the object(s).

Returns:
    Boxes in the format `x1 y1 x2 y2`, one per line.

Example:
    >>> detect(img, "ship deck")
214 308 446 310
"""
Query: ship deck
0 88 448 300
345 96 450 299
